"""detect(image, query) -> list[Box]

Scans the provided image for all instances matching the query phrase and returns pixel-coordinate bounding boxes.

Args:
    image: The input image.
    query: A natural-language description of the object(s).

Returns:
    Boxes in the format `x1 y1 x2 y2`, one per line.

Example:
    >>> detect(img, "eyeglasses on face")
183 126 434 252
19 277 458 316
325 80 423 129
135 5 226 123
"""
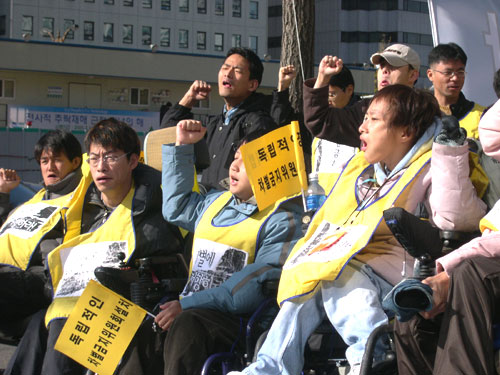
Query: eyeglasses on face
432 69 466 78
86 152 130 166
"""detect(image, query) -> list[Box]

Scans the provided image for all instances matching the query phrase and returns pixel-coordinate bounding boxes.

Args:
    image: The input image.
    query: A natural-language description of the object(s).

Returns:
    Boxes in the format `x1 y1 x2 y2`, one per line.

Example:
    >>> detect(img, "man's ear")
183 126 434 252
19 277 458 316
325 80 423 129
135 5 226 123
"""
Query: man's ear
129 153 140 170
346 84 354 97
409 68 420 85
72 156 82 170
400 127 414 144
426 68 434 83
248 79 259 92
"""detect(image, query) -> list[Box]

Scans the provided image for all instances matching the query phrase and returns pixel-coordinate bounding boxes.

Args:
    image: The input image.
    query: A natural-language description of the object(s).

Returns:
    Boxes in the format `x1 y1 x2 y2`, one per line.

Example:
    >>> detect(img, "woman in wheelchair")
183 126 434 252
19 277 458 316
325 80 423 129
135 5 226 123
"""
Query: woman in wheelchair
229 84 486 375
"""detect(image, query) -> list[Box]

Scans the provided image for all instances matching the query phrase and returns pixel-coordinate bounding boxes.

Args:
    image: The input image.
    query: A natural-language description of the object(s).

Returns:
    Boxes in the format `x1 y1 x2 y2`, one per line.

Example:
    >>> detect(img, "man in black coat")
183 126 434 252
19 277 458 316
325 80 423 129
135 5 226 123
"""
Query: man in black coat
161 47 280 191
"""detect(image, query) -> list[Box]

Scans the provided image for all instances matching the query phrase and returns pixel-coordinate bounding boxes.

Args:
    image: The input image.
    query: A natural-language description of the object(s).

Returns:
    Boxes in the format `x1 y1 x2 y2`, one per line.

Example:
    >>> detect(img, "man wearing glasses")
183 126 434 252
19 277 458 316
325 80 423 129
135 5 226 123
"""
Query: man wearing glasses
427 42 486 139
6 118 184 374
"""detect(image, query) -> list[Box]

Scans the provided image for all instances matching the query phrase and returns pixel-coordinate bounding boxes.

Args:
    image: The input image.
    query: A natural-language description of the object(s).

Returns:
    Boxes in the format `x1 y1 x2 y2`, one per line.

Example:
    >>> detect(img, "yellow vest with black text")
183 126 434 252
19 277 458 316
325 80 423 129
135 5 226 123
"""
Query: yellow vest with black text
278 150 431 305
0 188 76 271
459 102 486 139
45 183 136 325
181 191 295 297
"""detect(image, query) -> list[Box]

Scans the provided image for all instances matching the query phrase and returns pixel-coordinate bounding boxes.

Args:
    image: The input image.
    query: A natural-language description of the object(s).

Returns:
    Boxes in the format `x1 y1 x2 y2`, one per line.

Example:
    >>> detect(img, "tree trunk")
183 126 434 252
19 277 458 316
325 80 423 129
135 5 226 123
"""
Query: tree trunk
281 0 315 112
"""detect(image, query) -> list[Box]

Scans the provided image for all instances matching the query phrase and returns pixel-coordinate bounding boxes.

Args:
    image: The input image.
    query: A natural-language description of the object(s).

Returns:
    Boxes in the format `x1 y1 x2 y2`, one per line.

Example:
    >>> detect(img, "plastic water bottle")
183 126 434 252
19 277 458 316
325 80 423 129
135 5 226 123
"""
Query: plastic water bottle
305 172 326 212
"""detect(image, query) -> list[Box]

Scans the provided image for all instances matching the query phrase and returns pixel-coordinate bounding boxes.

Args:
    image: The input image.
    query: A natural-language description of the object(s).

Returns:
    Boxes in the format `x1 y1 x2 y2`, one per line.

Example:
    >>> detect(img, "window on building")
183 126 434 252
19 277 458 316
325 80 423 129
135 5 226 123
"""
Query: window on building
179 0 189 12
142 26 152 45
22 15 33 36
103 22 114 42
268 36 281 48
403 0 429 13
232 34 241 47
42 17 54 37
84 0 95 2
63 19 75 39
341 0 398 11
215 0 224 15
214 32 224 51
123 0 133 6
130 88 149 106
0 79 15 99
161 0 171 10
268 5 282 17
179 29 189 48
122 24 133 44
84 21 94 41
249 1 258 19
0 16 6 36
197 0 206 13
142 0 152 8
160 27 170 46
197 31 206 49
232 0 241 17
249 35 258 53
104 0 114 4
403 32 433 46
341 31 398 44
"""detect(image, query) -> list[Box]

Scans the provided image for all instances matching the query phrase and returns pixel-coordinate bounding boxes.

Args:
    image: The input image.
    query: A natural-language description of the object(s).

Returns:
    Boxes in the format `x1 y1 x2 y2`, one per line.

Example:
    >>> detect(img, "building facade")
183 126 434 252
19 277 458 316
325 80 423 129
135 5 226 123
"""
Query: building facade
0 0 274 130
268 0 433 88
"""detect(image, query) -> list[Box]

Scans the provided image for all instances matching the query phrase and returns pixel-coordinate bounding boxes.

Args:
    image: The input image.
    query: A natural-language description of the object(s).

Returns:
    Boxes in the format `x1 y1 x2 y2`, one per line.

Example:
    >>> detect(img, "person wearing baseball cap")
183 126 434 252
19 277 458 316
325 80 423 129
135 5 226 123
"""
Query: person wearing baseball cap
370 43 421 90
303 43 421 149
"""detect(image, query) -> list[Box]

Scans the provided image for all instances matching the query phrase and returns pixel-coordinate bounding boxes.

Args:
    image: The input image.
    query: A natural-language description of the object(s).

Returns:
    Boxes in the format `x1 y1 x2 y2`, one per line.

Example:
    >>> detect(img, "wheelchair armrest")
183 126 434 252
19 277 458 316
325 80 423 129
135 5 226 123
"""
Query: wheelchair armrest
439 230 481 254
134 253 189 277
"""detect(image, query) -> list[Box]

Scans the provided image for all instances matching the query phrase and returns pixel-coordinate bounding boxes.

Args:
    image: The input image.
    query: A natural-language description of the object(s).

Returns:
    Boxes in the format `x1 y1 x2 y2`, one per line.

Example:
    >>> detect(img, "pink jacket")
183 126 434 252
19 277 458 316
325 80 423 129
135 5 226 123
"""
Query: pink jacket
356 140 486 286
438 99 500 273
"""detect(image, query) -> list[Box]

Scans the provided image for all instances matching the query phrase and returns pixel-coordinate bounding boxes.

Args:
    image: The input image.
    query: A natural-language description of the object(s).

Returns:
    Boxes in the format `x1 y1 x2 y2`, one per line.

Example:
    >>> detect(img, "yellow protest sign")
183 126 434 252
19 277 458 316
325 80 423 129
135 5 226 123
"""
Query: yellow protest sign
55 280 147 375
240 122 307 210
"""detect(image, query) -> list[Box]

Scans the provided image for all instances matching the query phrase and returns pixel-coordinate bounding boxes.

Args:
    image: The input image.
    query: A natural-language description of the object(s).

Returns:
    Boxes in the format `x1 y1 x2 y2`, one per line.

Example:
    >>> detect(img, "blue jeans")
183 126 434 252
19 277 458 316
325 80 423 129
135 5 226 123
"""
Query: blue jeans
242 259 393 375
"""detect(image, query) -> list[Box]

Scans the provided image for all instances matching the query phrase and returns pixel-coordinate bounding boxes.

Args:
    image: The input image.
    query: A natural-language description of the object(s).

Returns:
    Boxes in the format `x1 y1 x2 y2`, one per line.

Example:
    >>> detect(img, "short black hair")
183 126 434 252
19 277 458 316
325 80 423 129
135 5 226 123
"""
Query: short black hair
494 69 500 99
226 47 264 85
428 43 467 67
84 117 141 158
371 84 441 142
34 130 82 167
329 66 355 91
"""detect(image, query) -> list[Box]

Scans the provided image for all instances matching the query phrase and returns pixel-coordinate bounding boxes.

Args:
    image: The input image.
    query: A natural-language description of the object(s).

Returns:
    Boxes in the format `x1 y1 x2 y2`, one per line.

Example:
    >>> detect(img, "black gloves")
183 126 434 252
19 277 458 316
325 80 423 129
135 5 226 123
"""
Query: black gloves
434 115 467 146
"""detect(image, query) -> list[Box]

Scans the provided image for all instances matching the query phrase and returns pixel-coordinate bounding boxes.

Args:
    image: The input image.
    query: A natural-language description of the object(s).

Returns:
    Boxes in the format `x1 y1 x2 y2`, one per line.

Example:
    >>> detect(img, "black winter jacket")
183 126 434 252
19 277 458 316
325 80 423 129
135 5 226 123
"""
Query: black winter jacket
161 92 278 190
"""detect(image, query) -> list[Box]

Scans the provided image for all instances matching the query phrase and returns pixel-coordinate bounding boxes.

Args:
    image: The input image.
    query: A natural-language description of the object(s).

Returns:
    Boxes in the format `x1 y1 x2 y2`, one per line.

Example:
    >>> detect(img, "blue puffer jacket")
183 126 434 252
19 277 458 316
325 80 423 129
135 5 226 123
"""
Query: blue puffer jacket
162 144 304 316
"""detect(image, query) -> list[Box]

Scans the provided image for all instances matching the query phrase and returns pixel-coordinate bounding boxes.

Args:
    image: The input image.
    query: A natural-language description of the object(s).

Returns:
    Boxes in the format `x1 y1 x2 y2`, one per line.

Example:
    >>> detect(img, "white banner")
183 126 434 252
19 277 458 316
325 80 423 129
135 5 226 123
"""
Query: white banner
428 0 500 106
8 106 160 134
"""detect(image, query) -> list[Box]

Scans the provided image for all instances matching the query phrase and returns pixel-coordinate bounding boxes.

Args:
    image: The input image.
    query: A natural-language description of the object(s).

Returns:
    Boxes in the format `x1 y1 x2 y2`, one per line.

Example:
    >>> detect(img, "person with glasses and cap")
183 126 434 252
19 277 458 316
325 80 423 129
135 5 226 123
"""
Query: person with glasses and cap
427 42 486 139
303 43 421 149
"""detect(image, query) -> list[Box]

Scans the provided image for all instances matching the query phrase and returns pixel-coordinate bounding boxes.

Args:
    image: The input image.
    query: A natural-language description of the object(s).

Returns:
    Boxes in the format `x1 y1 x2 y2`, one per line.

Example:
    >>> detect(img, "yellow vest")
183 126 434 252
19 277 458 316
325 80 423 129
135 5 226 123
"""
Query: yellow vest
0 189 74 270
278 150 431 305
181 191 295 297
45 183 136 325
459 102 486 139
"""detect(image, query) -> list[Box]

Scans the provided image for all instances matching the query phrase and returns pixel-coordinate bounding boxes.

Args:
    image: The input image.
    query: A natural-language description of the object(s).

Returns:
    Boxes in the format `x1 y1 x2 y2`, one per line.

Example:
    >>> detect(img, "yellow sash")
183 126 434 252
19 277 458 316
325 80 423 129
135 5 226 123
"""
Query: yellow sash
459 102 486 140
480 200 500 233
0 189 73 270
45 184 136 325
278 150 431 305
182 191 297 297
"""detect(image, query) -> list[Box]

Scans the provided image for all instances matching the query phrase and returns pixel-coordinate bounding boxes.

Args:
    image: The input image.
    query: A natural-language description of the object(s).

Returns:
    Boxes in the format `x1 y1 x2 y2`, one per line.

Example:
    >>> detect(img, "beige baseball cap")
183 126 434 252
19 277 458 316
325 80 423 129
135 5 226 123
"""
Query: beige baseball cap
371 44 420 71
